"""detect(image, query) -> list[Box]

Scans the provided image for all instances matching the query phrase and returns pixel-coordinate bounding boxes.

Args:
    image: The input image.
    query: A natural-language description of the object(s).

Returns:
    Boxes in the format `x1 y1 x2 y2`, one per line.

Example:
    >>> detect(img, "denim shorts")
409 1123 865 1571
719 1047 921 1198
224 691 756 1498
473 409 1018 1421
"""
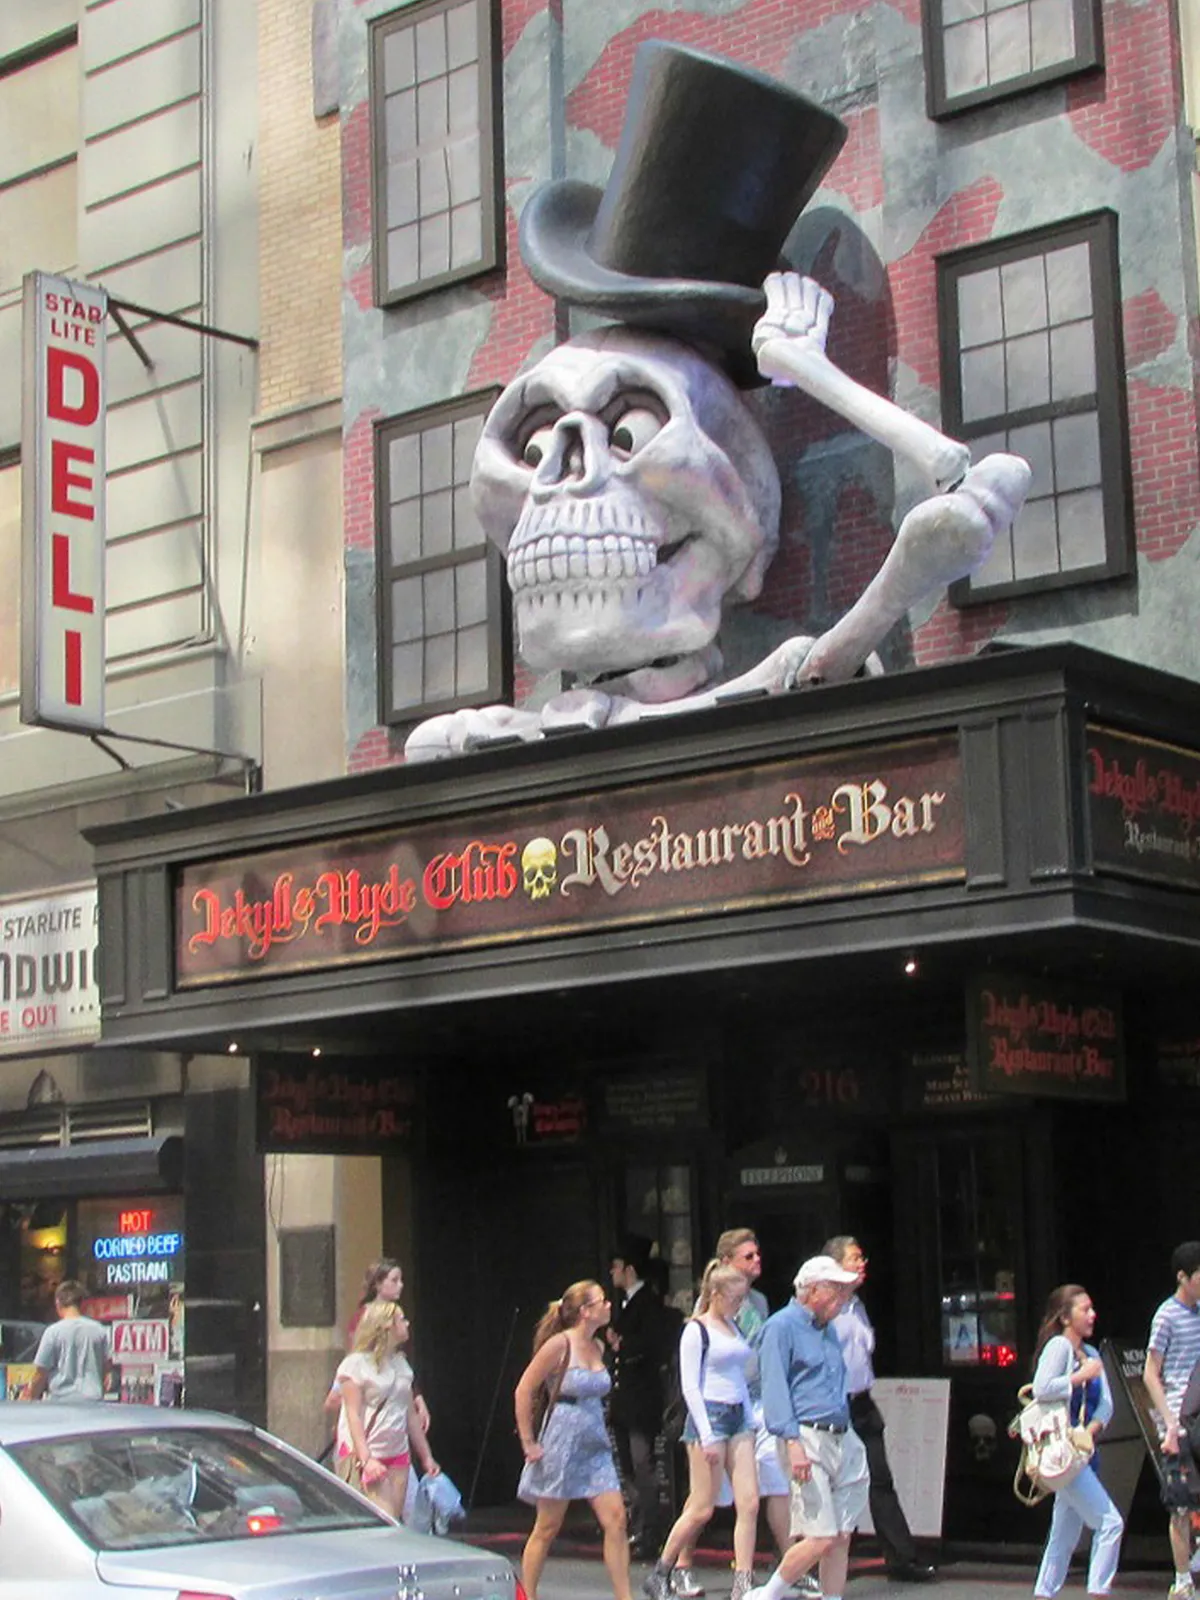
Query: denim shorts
682 1400 749 1443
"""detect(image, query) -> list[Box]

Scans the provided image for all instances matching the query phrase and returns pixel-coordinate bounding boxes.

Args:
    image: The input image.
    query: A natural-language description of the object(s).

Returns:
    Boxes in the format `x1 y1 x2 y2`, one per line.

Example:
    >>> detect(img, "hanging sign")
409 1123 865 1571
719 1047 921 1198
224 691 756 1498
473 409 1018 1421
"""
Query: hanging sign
256 1057 418 1154
0 885 100 1055
20 271 108 732
176 735 965 986
1087 725 1200 891
967 972 1125 1101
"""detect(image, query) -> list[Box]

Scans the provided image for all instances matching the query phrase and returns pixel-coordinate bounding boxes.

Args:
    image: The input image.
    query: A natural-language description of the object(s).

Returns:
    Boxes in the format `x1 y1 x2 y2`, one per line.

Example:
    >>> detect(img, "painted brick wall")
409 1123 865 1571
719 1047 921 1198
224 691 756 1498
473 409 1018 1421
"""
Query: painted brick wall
340 0 1200 771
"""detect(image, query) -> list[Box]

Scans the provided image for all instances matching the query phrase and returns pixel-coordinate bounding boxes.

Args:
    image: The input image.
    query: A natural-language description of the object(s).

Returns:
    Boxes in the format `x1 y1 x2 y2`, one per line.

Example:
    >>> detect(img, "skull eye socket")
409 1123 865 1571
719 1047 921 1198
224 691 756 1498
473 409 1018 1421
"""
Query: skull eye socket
609 407 662 458
522 423 557 469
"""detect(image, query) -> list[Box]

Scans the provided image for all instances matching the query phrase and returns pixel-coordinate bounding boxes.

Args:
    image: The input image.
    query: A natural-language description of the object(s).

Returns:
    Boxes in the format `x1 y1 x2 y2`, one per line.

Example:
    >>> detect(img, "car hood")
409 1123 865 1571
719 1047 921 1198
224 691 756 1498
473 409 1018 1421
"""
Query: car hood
95 1523 515 1600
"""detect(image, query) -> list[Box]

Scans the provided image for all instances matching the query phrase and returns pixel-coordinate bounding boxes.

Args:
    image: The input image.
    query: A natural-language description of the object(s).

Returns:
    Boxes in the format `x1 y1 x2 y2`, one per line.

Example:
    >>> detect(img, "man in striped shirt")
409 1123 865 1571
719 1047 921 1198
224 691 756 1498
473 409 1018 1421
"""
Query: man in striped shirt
1144 1241 1200 1598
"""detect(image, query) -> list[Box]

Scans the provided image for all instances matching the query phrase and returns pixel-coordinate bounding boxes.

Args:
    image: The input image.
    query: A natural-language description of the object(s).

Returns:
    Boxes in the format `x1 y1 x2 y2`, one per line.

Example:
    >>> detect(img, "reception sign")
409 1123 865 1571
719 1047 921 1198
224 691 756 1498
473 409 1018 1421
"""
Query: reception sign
175 736 964 986
967 972 1125 1101
1087 725 1200 890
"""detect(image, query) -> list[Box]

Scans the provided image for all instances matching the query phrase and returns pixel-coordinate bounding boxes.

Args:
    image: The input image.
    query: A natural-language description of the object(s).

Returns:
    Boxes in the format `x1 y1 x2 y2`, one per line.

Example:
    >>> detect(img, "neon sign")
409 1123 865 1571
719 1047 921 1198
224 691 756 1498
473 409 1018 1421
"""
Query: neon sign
93 1233 181 1260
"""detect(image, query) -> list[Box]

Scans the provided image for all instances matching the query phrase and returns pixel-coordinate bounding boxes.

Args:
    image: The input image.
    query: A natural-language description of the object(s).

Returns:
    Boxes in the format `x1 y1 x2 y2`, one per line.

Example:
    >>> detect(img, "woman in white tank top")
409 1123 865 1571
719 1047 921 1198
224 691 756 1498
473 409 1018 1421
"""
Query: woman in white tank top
644 1263 759 1600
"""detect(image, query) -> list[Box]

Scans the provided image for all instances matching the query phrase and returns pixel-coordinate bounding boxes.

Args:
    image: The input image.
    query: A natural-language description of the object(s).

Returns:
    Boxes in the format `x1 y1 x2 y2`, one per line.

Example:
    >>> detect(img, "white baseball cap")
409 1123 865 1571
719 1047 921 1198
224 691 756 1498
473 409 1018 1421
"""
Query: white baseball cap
794 1254 860 1290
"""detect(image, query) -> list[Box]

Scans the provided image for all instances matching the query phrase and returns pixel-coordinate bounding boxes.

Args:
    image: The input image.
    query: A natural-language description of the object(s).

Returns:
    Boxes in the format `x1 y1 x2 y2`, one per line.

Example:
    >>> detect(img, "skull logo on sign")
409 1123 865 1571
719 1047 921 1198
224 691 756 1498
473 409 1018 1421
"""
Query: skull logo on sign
521 837 558 901
967 1413 998 1463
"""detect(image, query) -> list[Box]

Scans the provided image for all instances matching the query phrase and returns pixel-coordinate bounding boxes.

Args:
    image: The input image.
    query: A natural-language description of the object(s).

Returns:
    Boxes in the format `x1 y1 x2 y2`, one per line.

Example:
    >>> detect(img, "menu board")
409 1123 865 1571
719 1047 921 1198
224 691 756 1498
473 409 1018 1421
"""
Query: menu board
857 1378 951 1538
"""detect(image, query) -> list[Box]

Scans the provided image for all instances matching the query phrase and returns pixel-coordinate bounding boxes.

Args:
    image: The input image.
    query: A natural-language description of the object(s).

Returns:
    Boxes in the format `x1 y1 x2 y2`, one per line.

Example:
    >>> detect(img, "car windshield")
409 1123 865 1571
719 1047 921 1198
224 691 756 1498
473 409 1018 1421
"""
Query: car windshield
8 1426 389 1551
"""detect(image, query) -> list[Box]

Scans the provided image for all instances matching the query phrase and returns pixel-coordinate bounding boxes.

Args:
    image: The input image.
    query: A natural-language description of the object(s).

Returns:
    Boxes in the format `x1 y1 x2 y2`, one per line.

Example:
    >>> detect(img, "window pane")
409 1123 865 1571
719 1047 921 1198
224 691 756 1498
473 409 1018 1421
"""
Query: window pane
424 567 455 635
387 159 419 227
1045 242 1092 324
1005 331 1050 411
453 484 482 546
419 149 450 215
944 0 985 20
0 44 77 188
422 424 453 492
1000 255 1047 337
1052 410 1101 492
0 160 77 292
960 343 1006 421
390 498 422 566
1049 319 1096 401
391 642 424 710
1030 0 1075 67
388 225 420 292
958 268 1003 349
389 432 420 489
970 522 1015 588
986 3 1032 82
454 414 483 480
456 558 487 627
384 27 416 91
1057 486 1106 569
392 575 424 643
1008 420 1053 497
422 489 453 556
419 211 450 278
457 621 489 694
943 18 989 96
415 14 447 81
447 133 481 205
386 88 417 154
450 202 483 270
447 2 479 70
448 64 478 133
1011 496 1059 580
425 633 455 700
417 76 447 143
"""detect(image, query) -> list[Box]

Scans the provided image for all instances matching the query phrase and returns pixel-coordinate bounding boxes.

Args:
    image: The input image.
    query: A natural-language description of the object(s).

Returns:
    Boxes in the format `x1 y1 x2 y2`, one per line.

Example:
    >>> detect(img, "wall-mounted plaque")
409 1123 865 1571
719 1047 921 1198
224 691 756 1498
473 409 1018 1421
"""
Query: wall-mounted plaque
903 1049 1000 1112
278 1226 336 1328
600 1068 708 1134
256 1056 417 1154
1088 725 1200 891
967 973 1125 1102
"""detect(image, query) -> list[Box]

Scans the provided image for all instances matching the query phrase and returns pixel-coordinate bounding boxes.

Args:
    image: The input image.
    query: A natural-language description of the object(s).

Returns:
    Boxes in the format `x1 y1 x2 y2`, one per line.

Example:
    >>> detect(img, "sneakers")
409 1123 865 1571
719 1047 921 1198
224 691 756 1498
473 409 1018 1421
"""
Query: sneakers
730 1574 753 1600
644 1571 673 1600
1168 1579 1194 1600
786 1577 822 1600
671 1573 705 1598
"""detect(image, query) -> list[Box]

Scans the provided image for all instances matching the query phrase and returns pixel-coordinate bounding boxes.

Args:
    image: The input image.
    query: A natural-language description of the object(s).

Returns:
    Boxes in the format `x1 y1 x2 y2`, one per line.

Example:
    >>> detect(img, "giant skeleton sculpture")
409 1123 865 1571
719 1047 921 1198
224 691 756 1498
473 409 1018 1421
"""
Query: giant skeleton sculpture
405 43 1030 762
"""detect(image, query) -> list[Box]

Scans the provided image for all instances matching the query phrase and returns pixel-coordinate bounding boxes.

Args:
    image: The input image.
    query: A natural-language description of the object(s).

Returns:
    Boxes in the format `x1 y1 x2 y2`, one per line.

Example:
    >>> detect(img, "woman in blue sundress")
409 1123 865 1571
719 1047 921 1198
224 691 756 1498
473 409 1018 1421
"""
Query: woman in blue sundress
515 1280 633 1600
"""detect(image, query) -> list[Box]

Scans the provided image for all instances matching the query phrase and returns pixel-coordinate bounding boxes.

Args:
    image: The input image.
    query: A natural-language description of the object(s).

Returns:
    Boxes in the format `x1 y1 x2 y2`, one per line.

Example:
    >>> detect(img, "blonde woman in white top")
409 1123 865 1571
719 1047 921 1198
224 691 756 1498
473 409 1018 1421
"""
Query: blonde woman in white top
644 1264 759 1600
336 1300 438 1519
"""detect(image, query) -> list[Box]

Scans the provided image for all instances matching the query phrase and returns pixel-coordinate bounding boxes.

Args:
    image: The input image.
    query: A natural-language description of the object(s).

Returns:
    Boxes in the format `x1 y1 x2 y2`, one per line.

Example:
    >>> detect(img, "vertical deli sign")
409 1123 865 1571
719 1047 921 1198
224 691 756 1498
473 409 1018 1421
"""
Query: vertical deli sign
21 271 108 732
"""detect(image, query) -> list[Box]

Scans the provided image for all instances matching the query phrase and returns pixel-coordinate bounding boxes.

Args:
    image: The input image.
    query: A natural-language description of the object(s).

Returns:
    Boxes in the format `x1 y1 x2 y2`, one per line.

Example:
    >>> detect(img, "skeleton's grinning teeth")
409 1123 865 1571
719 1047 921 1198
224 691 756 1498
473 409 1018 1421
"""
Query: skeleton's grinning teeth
507 531 658 593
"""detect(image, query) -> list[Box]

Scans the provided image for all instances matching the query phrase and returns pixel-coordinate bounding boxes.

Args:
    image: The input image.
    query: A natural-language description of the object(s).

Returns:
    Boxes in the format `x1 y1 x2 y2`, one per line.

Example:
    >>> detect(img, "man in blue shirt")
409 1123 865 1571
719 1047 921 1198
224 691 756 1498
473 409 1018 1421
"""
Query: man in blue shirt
748 1256 867 1600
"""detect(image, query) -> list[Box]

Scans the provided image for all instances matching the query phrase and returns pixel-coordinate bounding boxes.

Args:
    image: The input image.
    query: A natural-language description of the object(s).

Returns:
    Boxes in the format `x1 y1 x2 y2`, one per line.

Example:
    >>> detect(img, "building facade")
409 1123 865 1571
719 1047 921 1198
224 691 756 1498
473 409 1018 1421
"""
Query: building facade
75 0 1200 1551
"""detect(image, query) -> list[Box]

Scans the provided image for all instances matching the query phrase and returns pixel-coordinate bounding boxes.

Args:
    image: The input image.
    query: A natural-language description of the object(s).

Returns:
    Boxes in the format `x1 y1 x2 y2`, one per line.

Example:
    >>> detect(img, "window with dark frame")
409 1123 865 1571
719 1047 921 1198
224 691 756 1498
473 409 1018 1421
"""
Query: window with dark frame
923 0 1102 119
939 210 1133 605
376 390 511 725
370 0 501 308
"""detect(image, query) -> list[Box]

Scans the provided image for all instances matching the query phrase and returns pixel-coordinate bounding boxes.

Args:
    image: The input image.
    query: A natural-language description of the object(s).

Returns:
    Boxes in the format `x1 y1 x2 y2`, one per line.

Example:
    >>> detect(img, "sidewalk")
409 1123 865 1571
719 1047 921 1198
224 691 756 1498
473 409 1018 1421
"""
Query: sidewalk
479 1553 1171 1600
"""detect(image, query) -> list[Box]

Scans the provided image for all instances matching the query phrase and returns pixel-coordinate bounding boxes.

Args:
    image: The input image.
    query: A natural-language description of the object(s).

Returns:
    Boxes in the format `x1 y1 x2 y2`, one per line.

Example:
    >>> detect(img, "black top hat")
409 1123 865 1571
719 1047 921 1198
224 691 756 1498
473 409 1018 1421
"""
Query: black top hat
519 41 847 387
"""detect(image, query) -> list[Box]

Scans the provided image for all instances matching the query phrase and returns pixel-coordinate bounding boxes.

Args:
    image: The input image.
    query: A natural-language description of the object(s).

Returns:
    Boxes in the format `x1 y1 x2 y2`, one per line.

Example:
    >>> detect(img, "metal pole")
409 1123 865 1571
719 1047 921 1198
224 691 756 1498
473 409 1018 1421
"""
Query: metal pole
466 1303 521 1513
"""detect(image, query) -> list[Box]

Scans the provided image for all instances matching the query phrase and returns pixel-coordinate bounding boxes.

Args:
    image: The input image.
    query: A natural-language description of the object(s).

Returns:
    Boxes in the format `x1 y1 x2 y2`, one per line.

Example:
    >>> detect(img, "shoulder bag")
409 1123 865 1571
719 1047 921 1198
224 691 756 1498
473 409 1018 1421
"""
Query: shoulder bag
532 1337 571 1440
1009 1371 1094 1506
335 1393 388 1491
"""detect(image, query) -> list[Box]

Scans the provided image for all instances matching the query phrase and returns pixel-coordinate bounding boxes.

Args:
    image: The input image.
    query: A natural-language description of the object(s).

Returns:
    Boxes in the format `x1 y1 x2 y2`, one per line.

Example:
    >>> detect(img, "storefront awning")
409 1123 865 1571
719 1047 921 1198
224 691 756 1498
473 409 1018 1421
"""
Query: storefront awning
0 1135 183 1199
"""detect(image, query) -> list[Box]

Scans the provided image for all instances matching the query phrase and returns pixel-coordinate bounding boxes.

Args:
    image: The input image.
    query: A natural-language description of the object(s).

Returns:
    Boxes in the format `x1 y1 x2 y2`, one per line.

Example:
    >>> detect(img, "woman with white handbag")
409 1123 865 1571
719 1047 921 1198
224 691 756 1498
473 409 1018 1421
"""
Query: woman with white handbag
1031 1285 1124 1600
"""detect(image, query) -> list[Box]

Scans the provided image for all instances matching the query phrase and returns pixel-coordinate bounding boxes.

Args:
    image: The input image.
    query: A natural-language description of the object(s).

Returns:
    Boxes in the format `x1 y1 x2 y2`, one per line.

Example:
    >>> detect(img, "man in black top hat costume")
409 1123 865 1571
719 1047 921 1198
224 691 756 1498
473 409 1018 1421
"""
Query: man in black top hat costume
406 42 1029 762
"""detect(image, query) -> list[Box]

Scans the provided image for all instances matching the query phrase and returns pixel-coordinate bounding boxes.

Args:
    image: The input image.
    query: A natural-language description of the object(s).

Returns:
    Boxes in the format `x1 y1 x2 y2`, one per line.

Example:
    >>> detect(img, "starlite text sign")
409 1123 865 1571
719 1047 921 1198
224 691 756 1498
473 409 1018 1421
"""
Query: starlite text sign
0 885 100 1054
175 736 965 986
20 271 108 731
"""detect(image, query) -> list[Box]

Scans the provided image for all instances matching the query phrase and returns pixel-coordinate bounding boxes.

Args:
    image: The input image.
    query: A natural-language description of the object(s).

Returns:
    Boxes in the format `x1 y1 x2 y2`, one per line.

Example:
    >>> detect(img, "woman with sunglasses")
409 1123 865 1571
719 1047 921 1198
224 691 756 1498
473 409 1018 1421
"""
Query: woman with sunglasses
515 1280 633 1600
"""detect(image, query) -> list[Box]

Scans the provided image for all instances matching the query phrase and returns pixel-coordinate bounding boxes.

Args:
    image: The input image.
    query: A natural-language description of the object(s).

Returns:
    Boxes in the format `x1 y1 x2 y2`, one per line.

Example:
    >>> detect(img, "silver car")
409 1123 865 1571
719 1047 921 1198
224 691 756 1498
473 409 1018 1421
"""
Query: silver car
0 1400 520 1599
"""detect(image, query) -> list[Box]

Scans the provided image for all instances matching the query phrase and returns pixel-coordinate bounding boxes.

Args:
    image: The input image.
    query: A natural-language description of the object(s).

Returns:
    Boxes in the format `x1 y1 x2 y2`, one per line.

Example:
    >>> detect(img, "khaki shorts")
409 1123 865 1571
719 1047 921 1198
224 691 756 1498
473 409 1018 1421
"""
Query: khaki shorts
786 1424 869 1539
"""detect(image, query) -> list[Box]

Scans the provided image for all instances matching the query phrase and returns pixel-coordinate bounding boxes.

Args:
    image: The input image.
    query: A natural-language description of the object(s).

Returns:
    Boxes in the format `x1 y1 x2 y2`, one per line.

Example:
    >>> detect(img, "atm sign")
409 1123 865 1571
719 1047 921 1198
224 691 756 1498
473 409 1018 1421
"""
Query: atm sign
110 1320 169 1363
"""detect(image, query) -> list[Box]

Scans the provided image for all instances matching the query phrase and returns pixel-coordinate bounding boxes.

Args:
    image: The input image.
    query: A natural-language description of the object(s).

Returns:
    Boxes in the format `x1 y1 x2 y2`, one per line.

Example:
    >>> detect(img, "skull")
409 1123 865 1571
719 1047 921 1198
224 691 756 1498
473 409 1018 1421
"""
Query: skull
521 836 558 901
967 1412 998 1462
471 328 781 685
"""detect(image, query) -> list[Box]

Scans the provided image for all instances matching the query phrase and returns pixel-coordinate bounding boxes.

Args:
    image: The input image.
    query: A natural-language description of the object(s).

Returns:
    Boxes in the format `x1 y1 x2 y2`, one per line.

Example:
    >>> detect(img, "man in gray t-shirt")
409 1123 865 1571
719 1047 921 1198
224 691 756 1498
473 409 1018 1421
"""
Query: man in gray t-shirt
26 1279 111 1401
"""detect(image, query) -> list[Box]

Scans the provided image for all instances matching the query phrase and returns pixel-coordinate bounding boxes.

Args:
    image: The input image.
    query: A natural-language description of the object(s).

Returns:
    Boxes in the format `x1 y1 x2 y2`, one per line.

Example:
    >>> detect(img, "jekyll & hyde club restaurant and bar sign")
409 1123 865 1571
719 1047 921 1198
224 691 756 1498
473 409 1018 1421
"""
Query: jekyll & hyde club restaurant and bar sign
85 644 1200 1051
175 735 963 986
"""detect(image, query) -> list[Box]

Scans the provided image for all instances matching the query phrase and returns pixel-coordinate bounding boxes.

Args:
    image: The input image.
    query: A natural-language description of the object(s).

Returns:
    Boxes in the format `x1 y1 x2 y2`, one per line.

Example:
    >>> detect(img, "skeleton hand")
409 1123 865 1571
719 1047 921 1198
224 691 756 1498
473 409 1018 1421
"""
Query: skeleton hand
751 272 833 381
752 270 971 491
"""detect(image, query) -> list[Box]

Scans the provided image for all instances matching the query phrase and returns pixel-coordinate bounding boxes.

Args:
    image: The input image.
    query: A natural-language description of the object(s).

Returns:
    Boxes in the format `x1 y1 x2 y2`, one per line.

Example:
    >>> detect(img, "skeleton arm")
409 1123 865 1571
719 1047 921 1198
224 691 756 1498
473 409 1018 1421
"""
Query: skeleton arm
752 273 971 492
